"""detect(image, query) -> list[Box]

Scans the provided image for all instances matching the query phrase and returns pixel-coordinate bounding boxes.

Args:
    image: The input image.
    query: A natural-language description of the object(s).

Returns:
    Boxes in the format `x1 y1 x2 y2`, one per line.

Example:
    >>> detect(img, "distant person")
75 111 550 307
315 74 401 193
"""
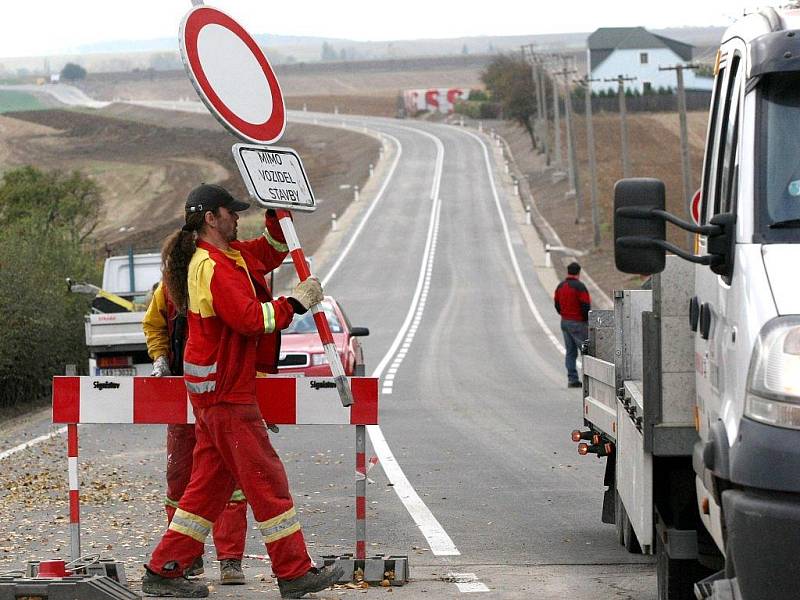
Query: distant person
554 262 591 388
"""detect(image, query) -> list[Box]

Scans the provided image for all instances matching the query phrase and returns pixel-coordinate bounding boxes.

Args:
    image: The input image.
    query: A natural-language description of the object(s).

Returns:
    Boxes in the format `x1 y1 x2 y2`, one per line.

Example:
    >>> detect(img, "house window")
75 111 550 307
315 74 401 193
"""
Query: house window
640 52 649 64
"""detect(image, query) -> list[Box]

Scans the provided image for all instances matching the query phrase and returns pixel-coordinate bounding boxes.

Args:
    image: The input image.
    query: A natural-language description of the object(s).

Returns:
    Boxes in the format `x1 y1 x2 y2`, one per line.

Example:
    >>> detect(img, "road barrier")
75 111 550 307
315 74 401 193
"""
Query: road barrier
51 375 407 585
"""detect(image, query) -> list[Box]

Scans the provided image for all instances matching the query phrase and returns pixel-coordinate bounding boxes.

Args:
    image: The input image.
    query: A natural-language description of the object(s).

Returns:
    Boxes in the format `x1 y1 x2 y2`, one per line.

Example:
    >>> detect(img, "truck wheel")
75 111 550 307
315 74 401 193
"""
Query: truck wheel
656 537 712 600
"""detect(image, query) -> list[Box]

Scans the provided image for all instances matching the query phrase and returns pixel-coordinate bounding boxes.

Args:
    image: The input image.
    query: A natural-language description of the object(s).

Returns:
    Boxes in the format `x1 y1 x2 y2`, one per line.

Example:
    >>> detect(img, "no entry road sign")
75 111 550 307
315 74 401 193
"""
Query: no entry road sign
233 144 315 212
179 6 285 144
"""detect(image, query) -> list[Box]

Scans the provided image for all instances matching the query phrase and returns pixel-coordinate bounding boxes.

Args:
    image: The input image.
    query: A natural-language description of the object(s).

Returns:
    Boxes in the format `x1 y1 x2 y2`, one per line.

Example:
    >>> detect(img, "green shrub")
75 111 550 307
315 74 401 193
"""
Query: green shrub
0 167 101 409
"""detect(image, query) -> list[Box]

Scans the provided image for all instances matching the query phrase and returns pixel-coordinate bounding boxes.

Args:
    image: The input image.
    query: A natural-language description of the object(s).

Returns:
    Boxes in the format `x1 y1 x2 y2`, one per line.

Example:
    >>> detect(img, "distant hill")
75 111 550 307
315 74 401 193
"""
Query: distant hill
0 26 725 77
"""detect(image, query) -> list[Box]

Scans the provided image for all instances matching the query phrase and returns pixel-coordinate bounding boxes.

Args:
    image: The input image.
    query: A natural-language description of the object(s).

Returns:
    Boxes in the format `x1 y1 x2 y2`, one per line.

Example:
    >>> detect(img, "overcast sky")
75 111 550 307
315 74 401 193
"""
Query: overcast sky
0 1 755 58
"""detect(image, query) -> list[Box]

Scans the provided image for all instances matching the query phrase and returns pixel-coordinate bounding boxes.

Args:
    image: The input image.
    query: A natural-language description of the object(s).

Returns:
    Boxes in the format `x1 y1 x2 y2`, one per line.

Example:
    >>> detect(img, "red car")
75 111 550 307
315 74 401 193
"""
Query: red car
277 297 369 376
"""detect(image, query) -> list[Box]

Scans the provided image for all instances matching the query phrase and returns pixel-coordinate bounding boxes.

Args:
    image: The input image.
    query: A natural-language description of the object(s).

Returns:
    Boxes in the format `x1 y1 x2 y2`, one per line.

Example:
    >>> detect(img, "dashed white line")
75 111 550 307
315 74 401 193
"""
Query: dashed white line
310 118 459 556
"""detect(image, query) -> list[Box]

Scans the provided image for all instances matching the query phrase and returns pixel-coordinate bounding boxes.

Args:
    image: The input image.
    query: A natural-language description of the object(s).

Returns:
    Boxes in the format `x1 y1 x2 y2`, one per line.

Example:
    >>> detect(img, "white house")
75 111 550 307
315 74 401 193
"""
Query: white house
587 27 713 94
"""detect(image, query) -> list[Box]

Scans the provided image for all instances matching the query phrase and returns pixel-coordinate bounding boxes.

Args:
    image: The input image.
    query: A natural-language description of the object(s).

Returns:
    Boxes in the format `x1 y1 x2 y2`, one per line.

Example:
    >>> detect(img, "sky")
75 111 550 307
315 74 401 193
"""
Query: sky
0 1 755 58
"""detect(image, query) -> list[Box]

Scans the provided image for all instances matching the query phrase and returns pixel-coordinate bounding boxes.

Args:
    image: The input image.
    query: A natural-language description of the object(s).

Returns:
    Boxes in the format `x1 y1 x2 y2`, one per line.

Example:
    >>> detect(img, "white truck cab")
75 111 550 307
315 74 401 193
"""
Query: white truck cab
612 7 800 599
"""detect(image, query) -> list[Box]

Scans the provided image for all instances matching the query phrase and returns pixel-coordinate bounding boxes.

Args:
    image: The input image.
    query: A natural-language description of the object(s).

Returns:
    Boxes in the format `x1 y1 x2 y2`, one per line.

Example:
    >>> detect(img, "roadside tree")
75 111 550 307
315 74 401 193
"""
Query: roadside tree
0 166 100 410
481 54 537 149
60 62 87 81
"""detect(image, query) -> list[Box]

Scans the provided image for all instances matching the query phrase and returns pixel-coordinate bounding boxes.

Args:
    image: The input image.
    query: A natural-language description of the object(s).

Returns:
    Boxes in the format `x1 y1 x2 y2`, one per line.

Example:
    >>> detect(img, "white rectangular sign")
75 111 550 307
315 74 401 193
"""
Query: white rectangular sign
232 144 315 212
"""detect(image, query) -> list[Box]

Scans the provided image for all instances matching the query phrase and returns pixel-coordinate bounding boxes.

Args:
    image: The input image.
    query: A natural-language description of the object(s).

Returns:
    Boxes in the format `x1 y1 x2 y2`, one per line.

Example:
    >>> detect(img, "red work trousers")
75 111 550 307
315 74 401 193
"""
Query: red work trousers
149 403 311 580
165 424 247 561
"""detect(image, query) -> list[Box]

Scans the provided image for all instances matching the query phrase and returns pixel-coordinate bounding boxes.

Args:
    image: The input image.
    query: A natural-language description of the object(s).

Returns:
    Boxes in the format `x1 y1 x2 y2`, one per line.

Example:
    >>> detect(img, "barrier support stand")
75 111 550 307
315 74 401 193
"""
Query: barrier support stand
67 423 81 563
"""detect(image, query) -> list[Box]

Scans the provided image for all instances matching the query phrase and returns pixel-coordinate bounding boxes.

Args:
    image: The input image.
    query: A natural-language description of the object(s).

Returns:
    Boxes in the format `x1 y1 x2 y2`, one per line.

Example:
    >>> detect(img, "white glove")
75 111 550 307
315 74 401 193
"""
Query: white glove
151 356 171 377
291 277 323 310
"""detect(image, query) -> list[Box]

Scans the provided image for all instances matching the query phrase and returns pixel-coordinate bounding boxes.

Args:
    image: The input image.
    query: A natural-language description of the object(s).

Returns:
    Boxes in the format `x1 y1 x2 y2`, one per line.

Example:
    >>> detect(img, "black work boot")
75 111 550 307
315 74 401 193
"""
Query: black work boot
142 564 209 598
219 558 245 585
277 565 344 598
185 556 204 577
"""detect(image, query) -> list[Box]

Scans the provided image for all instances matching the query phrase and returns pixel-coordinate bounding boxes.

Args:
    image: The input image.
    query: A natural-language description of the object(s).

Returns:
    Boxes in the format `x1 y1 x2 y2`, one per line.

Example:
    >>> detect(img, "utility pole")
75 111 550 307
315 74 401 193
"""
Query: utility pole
604 74 637 178
579 75 602 245
660 63 699 226
537 58 551 165
553 56 583 223
550 58 563 171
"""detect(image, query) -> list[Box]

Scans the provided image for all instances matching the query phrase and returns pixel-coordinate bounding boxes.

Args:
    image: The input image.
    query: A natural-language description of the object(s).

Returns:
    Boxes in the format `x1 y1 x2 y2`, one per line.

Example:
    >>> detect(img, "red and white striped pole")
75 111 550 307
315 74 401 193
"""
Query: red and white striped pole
277 209 353 407
355 425 366 559
67 423 81 562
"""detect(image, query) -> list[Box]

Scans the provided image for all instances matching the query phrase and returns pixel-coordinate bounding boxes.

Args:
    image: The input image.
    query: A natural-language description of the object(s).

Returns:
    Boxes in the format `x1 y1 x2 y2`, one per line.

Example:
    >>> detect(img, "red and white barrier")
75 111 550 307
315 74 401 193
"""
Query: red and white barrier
52 375 379 561
53 376 377 425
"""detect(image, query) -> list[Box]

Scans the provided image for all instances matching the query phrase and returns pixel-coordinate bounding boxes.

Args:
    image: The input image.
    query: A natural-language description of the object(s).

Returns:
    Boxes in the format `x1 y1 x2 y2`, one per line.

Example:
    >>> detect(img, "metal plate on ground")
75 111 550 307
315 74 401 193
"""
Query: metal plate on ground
320 554 409 586
232 144 315 212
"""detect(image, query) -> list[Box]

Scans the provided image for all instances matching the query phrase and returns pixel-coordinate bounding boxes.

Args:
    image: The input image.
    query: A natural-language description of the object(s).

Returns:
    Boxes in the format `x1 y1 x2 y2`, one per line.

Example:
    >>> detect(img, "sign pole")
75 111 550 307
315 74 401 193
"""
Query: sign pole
276 209 354 407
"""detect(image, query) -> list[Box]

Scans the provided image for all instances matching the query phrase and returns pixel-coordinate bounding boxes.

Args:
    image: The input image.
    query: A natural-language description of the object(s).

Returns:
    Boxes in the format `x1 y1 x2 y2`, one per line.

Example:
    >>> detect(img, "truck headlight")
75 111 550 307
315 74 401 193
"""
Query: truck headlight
745 317 800 429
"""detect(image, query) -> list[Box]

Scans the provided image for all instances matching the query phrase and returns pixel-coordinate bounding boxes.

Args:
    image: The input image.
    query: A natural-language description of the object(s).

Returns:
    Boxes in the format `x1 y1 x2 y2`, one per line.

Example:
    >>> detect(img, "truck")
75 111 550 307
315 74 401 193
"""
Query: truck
72 252 163 376
572 7 800 600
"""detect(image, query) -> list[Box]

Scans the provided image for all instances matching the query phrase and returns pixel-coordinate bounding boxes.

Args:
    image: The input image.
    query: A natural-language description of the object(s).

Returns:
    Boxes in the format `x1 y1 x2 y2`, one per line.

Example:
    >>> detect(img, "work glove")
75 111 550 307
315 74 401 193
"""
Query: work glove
290 277 323 311
151 355 171 377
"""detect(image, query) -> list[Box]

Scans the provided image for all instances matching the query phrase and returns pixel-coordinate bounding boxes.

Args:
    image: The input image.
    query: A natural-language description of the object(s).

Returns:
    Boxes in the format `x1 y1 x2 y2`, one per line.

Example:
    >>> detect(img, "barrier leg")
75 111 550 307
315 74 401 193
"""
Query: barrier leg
355 425 366 560
67 424 81 562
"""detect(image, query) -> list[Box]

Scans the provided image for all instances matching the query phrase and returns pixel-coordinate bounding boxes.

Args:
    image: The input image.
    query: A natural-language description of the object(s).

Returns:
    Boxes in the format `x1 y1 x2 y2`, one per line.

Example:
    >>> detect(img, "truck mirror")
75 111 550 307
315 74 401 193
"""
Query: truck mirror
707 212 736 282
614 178 667 275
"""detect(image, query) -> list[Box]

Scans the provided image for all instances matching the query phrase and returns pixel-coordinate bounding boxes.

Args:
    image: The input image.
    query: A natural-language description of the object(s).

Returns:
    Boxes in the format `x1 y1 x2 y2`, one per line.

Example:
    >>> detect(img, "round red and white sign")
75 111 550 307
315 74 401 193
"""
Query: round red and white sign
180 6 285 145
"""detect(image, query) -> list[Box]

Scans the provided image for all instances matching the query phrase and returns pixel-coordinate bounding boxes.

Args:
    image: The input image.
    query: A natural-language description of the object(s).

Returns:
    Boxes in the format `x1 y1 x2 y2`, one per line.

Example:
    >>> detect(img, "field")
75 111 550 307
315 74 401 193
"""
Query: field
0 106 380 257
0 90 51 113
497 109 709 295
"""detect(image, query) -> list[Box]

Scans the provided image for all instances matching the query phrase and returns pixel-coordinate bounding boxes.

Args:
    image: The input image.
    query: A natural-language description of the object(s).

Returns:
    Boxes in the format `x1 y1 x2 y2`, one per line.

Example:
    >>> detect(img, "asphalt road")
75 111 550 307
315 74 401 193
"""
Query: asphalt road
0 93 656 598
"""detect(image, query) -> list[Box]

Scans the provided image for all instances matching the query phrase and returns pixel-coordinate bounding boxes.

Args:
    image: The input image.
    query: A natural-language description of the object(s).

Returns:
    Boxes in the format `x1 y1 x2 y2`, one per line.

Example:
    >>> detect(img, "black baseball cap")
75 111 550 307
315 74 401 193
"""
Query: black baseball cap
185 183 250 214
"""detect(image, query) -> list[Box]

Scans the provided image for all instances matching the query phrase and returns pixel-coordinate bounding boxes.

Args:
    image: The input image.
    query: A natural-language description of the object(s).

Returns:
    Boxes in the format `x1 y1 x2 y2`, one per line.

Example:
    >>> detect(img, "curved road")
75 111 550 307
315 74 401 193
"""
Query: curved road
0 89 655 598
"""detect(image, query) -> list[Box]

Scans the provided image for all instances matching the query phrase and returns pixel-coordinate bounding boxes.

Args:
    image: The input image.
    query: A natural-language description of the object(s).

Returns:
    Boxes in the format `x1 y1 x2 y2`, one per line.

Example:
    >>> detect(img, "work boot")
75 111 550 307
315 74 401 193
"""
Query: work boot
142 565 209 598
185 556 204 577
219 558 245 585
277 565 344 598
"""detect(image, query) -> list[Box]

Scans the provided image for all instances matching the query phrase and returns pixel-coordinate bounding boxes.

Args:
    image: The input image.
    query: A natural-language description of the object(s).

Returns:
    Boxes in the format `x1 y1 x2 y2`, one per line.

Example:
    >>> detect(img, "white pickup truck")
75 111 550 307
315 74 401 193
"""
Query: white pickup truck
79 252 162 376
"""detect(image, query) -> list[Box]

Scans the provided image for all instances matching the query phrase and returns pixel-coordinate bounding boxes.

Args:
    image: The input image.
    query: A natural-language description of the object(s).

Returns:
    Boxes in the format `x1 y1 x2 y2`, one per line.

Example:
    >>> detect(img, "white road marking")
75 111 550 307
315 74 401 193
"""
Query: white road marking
313 117 459 556
448 572 491 593
0 427 66 461
460 128 566 356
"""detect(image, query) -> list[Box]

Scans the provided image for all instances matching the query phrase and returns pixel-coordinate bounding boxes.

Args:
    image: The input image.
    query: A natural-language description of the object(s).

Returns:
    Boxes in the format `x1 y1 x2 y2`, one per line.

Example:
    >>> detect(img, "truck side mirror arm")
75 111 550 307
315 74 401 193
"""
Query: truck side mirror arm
615 207 736 280
617 236 720 266
616 206 722 236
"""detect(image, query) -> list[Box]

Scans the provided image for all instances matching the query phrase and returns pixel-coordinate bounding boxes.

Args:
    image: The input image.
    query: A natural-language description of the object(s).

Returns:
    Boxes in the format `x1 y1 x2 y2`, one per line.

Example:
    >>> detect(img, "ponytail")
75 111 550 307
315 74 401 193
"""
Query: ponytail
162 211 204 314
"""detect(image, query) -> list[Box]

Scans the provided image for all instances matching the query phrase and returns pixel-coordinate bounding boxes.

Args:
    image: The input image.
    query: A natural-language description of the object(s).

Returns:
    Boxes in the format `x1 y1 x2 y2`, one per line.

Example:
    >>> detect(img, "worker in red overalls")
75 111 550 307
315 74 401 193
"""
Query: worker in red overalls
142 184 342 598
143 196 290 585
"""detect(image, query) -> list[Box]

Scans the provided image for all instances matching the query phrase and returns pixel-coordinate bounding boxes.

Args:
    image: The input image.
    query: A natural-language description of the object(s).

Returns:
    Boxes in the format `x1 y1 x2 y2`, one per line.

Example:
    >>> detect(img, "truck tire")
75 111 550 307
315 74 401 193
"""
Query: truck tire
656 537 712 600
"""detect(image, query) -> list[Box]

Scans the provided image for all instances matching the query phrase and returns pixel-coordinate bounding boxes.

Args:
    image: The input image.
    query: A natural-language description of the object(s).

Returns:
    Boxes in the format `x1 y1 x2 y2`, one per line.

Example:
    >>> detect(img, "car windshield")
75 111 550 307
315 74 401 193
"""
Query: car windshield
758 71 800 242
284 301 343 334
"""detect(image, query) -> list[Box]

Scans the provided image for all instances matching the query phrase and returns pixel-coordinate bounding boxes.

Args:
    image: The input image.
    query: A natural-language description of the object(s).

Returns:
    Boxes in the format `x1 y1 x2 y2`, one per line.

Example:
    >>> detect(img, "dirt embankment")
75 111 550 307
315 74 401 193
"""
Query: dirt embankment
1 106 380 256
495 110 709 296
